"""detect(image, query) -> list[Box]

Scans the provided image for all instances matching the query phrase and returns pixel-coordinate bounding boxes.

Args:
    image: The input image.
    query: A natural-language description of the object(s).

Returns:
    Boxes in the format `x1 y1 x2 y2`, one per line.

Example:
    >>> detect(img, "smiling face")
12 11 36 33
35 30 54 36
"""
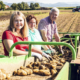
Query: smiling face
28 18 36 31
49 11 59 22
13 15 24 30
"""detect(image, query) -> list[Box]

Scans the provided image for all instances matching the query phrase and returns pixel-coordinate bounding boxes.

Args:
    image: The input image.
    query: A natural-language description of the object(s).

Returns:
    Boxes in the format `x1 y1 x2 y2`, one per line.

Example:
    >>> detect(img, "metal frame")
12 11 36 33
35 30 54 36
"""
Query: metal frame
0 32 79 80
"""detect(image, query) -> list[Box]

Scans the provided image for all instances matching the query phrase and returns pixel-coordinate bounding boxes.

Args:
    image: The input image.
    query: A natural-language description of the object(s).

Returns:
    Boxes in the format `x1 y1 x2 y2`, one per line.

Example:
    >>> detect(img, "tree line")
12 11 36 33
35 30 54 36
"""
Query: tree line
0 1 40 10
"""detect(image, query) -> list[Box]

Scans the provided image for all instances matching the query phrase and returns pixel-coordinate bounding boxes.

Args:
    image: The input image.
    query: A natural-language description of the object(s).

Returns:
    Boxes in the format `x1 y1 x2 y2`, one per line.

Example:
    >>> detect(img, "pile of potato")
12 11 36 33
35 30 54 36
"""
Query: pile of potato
52 46 72 62
13 54 66 78
0 69 12 80
13 66 33 76
62 47 72 62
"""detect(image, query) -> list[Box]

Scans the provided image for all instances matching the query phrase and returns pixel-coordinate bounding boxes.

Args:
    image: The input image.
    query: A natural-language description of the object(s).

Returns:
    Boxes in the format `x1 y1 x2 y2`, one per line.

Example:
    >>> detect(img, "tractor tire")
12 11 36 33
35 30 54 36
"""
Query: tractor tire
72 9 75 12
78 10 80 12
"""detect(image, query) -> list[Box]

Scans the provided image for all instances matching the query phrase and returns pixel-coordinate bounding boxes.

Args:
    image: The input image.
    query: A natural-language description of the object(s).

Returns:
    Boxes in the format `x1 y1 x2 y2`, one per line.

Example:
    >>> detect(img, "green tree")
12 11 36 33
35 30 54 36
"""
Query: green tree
0 4 1 9
17 3 23 10
11 3 17 10
0 1 5 10
34 3 39 7
25 2 29 9
17 2 29 10
30 3 35 10
21 2 29 10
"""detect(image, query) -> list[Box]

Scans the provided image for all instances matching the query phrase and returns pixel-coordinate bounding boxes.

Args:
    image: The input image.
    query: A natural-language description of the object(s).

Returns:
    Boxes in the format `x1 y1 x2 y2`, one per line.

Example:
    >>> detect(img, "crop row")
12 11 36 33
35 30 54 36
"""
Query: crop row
56 13 80 34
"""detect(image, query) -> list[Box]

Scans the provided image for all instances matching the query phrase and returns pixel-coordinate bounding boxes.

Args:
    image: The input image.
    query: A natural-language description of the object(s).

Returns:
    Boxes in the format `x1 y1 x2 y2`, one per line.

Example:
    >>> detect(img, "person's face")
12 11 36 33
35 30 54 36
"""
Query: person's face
13 15 24 30
49 11 59 22
28 18 36 31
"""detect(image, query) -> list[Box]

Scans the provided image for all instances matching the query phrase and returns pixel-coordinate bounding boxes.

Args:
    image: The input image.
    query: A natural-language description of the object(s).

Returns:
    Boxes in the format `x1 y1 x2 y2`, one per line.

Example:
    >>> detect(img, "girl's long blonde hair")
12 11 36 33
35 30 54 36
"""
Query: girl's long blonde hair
8 11 28 38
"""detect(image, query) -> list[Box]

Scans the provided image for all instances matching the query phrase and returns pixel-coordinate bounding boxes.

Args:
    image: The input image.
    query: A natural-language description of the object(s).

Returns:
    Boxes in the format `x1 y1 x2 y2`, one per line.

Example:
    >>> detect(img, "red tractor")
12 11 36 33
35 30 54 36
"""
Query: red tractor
72 6 80 12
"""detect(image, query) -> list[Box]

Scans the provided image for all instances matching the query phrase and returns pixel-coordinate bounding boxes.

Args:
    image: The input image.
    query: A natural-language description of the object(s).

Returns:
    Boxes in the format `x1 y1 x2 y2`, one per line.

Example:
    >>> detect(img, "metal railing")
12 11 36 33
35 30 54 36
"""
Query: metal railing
9 41 76 60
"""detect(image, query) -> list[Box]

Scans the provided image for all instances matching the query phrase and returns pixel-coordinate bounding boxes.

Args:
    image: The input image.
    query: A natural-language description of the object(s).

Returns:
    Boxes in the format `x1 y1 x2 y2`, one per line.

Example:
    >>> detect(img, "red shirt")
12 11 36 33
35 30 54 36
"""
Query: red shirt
2 30 29 56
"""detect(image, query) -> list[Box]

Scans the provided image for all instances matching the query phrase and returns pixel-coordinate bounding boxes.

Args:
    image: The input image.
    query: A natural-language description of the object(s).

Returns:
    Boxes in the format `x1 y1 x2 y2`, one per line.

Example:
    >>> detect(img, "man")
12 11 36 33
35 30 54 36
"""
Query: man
38 7 64 54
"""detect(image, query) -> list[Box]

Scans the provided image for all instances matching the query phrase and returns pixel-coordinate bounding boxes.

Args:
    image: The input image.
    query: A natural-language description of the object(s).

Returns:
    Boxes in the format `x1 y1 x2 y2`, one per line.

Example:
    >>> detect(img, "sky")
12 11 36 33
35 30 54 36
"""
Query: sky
2 0 80 4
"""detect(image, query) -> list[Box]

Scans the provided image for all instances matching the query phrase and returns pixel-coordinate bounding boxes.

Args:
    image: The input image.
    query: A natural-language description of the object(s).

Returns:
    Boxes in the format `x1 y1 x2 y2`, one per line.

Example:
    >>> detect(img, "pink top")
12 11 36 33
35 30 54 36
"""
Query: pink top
38 16 58 42
2 30 29 56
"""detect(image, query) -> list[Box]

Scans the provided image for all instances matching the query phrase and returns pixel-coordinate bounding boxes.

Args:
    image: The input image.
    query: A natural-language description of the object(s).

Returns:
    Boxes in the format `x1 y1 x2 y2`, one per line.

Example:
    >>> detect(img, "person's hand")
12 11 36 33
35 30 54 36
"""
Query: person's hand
31 52 43 61
51 49 57 54
47 55 53 61
59 49 64 55
45 55 53 61
42 52 53 61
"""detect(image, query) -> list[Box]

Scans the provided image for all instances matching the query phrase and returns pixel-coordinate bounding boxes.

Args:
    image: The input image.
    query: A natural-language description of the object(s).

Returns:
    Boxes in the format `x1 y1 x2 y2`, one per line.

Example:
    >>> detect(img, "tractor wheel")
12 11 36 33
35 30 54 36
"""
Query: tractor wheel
78 10 80 12
72 9 75 12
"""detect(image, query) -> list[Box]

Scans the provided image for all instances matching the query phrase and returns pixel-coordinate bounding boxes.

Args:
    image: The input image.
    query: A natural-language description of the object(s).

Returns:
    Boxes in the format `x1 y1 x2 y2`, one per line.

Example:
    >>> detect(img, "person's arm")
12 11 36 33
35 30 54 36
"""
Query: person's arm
54 33 61 48
36 29 49 50
41 45 49 50
39 30 55 51
3 39 28 56
54 33 64 54
31 46 43 54
38 19 48 42
31 46 52 60
54 23 62 49
40 30 56 52
40 30 48 42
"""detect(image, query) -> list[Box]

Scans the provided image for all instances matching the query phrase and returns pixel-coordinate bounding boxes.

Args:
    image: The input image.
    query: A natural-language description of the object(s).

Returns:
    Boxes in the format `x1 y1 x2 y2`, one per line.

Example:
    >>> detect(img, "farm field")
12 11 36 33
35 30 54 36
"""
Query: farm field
0 10 80 80
0 10 80 55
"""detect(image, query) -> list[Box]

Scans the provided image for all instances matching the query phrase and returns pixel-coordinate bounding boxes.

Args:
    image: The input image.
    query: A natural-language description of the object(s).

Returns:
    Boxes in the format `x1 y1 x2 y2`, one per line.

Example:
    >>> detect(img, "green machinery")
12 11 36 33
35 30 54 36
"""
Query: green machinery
0 32 80 80
59 32 80 80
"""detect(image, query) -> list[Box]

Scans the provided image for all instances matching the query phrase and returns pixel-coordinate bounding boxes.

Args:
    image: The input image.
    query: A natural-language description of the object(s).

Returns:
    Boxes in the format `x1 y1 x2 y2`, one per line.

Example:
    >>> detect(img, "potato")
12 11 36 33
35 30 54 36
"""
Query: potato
44 70 50 76
37 62 41 66
33 69 39 74
29 69 33 74
39 69 50 76
20 66 26 69
1 69 6 74
51 69 57 76
17 69 22 76
30 62 34 66
39 65 46 70
51 60 57 63
21 70 27 76
50 61 53 64
55 58 59 61
33 62 38 66
50 64 56 69
57 62 63 66
45 67 49 70
27 64 33 69
52 55 59 59
60 58 65 63
24 69 33 75
0 69 12 79
55 61 59 64
13 70 17 75
41 61 47 65
0 72 6 80
6 73 12 79
45 63 51 68
56 66 62 70
33 66 39 69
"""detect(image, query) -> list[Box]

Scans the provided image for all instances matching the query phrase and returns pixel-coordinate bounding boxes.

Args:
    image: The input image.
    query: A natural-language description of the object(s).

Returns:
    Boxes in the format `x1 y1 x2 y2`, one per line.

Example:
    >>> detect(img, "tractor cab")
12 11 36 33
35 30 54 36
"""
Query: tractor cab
72 6 80 12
